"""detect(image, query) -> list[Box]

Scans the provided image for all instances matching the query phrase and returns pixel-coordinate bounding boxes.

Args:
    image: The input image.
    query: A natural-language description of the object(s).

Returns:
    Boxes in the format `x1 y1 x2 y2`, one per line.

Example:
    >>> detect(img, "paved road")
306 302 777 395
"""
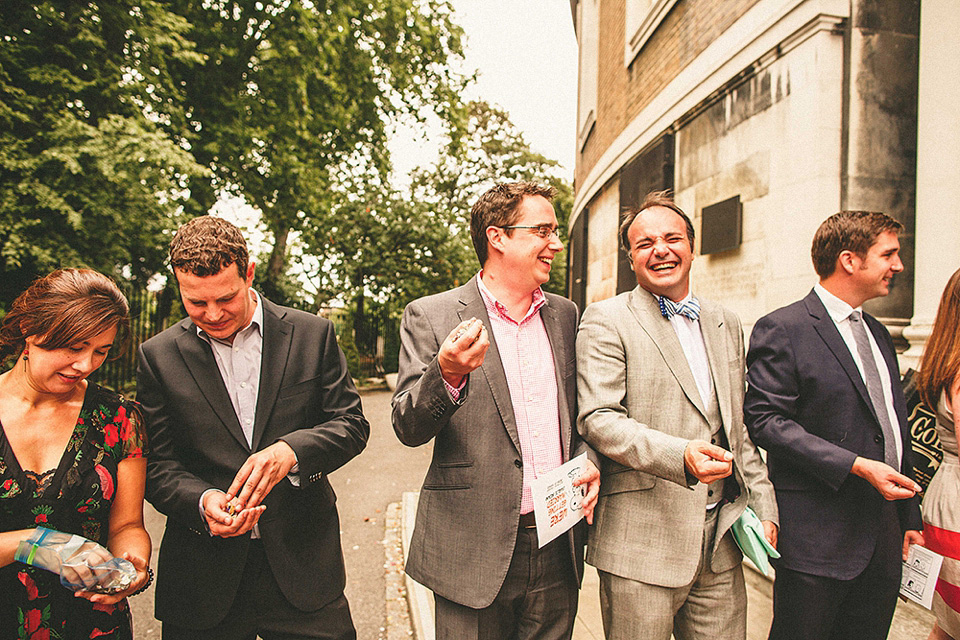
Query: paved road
329 389 433 640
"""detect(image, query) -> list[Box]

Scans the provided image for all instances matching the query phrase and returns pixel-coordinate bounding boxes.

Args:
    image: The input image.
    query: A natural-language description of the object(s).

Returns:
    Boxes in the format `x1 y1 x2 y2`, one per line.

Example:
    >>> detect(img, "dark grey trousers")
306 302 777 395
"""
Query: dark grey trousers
434 526 579 640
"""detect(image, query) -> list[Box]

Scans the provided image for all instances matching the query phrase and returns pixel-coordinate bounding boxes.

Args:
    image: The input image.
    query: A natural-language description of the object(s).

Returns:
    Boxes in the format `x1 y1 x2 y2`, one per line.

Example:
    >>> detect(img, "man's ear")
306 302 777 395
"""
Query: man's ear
837 250 858 275
486 226 504 255
245 261 256 285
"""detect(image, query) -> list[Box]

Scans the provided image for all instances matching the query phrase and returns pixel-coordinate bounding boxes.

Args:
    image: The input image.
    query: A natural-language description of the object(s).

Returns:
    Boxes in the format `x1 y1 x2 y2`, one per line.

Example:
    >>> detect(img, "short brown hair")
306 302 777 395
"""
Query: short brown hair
0 269 130 363
470 182 556 266
619 190 695 255
810 211 903 278
170 216 249 277
918 268 960 408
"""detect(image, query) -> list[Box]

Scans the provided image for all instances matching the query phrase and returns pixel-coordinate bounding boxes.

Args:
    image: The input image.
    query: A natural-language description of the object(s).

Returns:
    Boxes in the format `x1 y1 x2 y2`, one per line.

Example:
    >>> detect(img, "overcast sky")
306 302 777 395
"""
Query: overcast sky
389 0 581 181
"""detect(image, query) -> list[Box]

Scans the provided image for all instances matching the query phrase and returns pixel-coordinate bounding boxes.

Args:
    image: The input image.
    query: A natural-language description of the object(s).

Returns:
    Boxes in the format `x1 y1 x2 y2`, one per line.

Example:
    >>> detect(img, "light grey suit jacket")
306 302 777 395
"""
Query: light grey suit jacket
577 287 777 588
392 276 597 608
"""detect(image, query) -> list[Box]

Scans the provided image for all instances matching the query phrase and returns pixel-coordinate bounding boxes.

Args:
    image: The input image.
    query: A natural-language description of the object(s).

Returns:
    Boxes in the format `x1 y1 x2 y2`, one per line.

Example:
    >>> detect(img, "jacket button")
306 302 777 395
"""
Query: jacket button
874 435 883 444
514 459 522 469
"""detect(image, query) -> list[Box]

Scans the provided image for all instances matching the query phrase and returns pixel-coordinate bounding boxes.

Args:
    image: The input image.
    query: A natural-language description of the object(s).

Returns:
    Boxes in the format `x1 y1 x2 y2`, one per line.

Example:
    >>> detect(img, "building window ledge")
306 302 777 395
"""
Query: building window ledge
625 0 681 67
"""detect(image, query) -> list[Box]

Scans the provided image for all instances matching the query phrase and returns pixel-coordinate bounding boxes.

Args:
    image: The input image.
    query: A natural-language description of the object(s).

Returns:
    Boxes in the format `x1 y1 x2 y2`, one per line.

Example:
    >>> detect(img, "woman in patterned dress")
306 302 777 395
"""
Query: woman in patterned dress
919 267 960 640
0 269 150 639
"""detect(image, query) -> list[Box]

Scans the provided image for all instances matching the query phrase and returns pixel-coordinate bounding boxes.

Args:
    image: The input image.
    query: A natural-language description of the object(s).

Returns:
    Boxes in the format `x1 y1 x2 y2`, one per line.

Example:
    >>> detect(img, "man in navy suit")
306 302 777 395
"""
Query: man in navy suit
744 211 923 640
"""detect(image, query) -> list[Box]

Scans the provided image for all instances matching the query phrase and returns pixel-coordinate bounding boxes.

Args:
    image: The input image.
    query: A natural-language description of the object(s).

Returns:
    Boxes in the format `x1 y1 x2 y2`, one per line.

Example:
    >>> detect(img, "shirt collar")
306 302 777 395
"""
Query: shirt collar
196 289 264 344
814 282 859 323
650 290 694 307
476 271 547 323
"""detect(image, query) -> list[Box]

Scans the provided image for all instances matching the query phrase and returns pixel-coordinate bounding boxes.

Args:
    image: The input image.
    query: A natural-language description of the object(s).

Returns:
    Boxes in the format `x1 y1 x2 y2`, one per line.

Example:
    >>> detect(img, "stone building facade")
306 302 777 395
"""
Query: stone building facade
569 0 959 369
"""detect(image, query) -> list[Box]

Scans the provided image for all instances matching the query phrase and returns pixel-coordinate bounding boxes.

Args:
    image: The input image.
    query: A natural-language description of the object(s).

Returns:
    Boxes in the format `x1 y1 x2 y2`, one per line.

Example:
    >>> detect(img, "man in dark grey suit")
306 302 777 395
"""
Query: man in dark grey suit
745 211 923 640
138 216 369 639
392 182 600 640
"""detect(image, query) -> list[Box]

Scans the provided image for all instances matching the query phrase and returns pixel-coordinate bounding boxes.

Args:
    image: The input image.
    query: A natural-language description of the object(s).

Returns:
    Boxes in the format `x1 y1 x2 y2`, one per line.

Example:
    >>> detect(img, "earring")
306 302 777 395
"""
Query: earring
22 349 28 362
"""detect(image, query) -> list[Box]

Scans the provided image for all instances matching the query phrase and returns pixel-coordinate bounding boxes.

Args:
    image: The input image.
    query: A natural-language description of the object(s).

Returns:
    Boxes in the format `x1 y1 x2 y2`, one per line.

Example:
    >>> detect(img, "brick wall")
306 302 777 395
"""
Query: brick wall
577 0 761 188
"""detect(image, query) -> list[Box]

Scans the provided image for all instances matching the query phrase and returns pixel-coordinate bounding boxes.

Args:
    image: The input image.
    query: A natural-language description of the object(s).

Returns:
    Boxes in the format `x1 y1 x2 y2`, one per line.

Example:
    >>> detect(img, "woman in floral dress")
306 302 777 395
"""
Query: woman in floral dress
0 269 150 639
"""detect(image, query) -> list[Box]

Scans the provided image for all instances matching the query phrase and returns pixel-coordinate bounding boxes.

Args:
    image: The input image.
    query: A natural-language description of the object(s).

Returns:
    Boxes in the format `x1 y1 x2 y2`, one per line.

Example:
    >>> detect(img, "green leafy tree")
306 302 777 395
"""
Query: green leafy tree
408 99 573 295
0 1 206 306
167 0 468 304
299 99 573 338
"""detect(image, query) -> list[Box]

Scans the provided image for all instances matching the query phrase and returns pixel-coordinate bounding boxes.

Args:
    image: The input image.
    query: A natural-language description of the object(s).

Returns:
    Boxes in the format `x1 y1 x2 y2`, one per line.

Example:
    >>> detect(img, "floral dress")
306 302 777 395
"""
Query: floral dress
0 383 146 640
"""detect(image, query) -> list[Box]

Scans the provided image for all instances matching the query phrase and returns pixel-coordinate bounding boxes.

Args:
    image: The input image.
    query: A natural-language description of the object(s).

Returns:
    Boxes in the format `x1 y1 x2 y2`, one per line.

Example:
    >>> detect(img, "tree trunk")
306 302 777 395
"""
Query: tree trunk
261 224 290 304
266 224 289 282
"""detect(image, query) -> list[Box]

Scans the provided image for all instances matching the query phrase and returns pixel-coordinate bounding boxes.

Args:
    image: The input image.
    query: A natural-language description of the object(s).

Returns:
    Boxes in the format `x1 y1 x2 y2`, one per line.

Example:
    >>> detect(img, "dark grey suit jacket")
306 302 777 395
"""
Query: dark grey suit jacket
137 297 369 628
744 289 922 579
391 276 595 609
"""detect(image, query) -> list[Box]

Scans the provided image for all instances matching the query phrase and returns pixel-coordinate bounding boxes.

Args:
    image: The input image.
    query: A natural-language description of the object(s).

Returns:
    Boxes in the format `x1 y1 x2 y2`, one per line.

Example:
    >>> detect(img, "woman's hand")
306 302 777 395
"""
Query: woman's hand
74 552 150 604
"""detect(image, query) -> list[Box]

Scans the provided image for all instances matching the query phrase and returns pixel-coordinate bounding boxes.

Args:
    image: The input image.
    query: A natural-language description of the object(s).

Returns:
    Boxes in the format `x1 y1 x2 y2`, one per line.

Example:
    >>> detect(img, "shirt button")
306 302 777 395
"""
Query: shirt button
245 419 252 425
240 382 247 388
533 431 540 438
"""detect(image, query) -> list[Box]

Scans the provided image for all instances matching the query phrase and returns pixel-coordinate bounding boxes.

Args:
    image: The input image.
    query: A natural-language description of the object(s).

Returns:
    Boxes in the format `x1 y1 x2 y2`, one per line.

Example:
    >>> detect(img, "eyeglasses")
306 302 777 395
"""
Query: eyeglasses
498 225 561 239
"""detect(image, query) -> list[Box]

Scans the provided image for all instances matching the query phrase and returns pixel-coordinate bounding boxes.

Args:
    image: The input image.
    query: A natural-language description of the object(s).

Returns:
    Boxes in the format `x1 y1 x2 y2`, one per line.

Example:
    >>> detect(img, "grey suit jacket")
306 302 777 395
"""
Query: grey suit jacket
577 287 778 588
391 276 596 609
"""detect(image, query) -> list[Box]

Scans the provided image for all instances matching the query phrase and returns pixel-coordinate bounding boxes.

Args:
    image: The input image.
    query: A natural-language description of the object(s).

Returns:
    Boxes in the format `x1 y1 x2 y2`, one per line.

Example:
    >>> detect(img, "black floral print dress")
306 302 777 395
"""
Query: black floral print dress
0 383 146 640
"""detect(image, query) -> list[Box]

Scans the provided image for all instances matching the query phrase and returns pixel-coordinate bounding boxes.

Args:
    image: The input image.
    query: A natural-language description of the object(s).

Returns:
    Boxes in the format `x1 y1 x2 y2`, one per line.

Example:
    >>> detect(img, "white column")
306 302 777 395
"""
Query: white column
901 0 960 371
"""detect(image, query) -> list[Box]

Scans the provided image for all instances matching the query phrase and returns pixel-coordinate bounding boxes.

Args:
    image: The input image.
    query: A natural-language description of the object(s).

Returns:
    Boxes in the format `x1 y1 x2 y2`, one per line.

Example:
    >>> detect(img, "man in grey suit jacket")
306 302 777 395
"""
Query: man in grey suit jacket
577 191 778 640
392 182 601 640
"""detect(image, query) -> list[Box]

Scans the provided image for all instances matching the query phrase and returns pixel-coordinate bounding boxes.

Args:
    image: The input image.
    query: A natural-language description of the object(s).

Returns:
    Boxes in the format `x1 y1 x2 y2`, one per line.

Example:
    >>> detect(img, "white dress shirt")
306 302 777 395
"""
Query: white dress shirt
655 292 719 509
814 283 903 465
196 291 298 536
657 292 713 406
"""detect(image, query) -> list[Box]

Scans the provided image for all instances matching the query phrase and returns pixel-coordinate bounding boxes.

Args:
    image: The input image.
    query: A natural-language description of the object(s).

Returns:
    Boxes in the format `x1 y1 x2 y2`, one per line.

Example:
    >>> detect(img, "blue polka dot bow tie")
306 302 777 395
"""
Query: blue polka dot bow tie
658 295 701 321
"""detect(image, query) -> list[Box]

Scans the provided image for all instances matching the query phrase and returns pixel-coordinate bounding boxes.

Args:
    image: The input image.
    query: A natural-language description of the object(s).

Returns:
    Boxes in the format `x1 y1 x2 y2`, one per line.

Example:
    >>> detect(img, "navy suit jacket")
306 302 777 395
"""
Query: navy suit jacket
744 289 921 579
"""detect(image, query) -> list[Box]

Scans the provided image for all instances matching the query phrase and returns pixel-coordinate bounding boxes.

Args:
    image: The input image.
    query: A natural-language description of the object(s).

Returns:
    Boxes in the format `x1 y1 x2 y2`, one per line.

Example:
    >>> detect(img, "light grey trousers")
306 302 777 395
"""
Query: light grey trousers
598 508 747 640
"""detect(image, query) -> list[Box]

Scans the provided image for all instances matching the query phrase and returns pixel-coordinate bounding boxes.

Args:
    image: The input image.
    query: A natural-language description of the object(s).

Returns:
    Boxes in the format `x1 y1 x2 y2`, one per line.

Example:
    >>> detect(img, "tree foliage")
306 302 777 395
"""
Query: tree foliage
408 99 573 296
166 0 469 304
300 99 573 323
0 1 206 306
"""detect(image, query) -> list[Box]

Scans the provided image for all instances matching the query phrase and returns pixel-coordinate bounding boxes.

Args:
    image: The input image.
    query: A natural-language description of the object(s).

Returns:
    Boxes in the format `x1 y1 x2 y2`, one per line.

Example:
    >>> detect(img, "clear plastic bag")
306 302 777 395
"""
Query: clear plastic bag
14 527 137 593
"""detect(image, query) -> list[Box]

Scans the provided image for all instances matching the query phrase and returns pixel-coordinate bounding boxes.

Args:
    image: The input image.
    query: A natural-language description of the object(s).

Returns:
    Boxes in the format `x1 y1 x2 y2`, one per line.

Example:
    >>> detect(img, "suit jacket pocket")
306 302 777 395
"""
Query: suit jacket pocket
423 461 473 490
278 375 323 399
599 468 656 496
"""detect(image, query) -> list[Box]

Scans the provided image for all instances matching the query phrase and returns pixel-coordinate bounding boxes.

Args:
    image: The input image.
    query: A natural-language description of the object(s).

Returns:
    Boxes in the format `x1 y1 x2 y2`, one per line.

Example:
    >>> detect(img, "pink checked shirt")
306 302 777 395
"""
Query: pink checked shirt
473 276 565 514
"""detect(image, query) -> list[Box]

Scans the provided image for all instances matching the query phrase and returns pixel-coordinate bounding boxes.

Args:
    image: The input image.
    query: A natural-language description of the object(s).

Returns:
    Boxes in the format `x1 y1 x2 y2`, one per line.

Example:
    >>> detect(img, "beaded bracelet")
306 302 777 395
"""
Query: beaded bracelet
129 567 154 597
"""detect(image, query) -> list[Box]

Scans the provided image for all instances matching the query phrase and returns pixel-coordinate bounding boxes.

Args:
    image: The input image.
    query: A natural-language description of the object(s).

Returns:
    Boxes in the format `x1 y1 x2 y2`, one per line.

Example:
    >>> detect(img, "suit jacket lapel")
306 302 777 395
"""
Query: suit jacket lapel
175 322 249 450
459 278 522 454
805 291 877 422
699 301 734 438
540 300 572 461
251 299 293 451
627 288 708 419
